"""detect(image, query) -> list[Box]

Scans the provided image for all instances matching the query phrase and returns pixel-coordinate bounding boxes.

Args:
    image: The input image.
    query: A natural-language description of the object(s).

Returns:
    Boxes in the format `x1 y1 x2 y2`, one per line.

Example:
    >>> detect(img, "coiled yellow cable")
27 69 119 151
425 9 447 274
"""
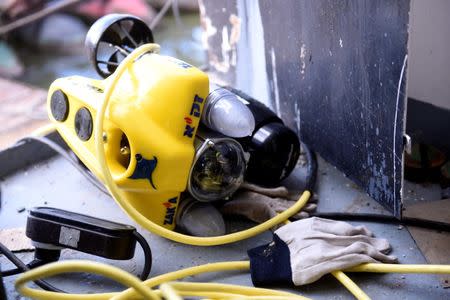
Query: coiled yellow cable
346 263 450 274
158 283 182 300
15 260 159 300
331 271 370 300
14 260 309 300
116 261 251 299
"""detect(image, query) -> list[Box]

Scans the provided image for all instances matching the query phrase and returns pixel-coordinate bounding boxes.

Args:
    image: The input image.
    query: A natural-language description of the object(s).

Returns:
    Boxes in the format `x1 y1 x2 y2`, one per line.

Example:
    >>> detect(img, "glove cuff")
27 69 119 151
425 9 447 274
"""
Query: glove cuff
247 234 292 286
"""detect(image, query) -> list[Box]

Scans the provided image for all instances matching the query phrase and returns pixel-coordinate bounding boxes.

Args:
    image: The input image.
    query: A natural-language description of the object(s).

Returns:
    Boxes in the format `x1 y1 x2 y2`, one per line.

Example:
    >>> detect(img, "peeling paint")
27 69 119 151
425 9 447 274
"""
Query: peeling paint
392 54 408 214
367 152 392 205
300 43 307 77
219 26 231 72
339 38 343 48
270 48 281 116
207 16 240 73
198 0 216 49
229 14 241 66
229 14 241 45
200 1 241 74
294 101 301 133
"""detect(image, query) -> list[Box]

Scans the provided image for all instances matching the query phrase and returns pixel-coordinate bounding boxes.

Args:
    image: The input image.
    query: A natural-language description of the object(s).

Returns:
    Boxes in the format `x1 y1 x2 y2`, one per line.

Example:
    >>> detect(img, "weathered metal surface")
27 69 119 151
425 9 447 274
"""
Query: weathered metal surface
200 0 410 217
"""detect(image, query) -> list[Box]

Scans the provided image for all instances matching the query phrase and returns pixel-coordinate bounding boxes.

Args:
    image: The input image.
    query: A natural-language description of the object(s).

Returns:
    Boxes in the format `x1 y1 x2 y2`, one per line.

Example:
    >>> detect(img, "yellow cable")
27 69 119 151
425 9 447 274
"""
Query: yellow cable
15 260 159 300
168 291 243 299
165 282 307 299
158 283 182 300
94 43 311 246
159 290 302 300
116 261 250 299
157 282 307 300
177 291 245 300
13 261 250 300
30 123 56 137
14 260 312 300
346 263 450 274
331 271 370 300
144 261 250 286
227 296 308 300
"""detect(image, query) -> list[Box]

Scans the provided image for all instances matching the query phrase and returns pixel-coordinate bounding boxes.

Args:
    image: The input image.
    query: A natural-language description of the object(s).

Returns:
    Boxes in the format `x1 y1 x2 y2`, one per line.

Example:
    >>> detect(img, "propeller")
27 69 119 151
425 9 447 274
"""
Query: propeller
85 14 154 78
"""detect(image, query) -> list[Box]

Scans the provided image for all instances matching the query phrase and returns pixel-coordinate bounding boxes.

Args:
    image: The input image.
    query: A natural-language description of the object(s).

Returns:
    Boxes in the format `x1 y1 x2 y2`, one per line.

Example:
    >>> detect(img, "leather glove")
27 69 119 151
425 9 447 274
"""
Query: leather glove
248 217 398 286
220 183 317 224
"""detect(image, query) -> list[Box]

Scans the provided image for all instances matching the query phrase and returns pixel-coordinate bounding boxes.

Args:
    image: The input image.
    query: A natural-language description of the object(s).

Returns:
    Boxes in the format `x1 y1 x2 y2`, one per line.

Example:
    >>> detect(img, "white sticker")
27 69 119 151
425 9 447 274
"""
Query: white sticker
59 226 80 248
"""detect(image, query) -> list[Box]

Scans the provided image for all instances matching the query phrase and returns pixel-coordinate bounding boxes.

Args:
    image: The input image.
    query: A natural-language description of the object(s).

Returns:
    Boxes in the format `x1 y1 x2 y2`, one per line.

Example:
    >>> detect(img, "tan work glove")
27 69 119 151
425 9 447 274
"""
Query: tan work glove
248 217 398 286
220 183 317 223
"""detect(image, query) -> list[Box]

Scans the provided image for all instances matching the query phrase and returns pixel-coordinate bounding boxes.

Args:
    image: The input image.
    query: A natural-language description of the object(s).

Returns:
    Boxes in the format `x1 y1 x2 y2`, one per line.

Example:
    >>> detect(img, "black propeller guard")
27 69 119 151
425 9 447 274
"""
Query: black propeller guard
85 14 154 78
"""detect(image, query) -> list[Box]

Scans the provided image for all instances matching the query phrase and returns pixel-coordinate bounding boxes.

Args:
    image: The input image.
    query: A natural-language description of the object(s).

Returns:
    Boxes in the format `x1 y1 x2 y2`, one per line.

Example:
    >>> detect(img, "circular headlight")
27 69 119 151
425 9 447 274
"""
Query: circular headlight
188 138 246 202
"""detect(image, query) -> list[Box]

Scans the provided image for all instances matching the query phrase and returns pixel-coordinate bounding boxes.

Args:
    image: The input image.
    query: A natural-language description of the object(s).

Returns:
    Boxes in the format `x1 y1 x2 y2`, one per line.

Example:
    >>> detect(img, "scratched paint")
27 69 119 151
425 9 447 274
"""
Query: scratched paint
199 2 217 50
270 48 281 115
199 0 236 83
294 101 301 133
392 54 408 215
300 43 307 77
367 152 393 206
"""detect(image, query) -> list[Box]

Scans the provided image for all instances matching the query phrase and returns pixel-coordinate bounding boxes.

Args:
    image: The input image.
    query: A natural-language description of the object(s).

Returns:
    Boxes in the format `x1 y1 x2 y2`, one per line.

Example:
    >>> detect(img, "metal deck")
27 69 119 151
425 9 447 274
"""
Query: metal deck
0 141 448 299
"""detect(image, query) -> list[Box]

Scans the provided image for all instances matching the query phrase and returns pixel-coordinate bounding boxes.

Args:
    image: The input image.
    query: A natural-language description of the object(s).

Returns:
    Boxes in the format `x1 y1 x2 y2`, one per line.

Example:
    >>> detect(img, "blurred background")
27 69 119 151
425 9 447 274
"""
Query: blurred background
0 0 205 147
0 0 205 86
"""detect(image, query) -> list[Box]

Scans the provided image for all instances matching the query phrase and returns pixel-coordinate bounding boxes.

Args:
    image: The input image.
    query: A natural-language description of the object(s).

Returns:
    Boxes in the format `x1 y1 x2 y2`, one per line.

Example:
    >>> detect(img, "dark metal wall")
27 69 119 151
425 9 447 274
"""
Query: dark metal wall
200 0 410 217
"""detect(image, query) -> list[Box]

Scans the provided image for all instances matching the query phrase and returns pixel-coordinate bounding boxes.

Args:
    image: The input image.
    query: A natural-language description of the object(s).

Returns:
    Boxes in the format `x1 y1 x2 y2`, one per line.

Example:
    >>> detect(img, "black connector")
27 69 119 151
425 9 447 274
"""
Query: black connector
26 207 137 260
2 207 152 286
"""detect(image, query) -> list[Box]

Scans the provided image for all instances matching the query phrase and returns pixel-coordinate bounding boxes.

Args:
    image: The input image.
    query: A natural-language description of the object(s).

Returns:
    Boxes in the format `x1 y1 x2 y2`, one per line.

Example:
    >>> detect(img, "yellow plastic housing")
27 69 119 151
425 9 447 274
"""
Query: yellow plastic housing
47 52 209 229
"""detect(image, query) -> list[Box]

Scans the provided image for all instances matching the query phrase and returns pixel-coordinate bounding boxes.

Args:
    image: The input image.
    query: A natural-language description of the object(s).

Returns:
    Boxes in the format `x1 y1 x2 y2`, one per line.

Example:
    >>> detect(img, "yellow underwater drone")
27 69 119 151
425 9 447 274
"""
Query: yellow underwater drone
47 14 307 242
48 19 208 230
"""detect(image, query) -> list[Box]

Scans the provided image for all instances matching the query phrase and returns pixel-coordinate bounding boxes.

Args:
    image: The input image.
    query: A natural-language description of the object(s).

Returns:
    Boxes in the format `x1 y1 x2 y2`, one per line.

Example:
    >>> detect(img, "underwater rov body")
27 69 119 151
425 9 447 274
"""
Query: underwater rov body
48 14 300 235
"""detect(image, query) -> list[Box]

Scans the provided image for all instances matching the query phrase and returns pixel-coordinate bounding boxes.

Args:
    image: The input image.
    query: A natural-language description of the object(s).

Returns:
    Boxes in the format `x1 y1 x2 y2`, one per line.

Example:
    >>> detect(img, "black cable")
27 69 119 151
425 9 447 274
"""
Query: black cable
2 266 21 277
3 232 152 279
0 264 5 300
312 212 450 232
0 242 64 292
17 136 109 195
299 144 450 232
301 142 318 193
1 259 48 277
133 231 152 280
1 231 151 285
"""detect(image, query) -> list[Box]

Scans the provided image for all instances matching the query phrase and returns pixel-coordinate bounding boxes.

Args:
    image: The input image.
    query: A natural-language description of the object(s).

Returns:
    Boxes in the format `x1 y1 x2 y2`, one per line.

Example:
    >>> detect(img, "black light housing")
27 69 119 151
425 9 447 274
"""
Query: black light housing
225 87 300 186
